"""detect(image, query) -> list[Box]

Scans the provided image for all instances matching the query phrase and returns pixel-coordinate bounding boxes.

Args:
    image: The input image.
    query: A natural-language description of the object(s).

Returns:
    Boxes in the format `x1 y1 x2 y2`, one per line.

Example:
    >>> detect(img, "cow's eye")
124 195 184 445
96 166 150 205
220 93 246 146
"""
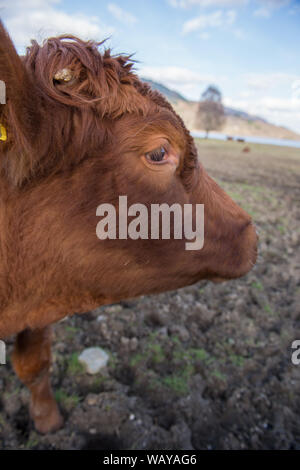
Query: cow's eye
145 146 167 163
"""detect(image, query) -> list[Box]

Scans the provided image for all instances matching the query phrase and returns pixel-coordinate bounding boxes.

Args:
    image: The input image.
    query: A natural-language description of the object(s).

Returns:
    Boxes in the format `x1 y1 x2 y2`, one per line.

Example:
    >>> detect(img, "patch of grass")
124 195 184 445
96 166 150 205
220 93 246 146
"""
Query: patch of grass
108 352 118 370
211 370 227 381
226 190 245 202
229 354 245 367
67 352 85 375
148 331 160 342
240 203 258 219
4 387 21 398
130 337 200 396
173 344 214 367
170 335 180 344
65 325 79 339
65 325 79 334
25 434 39 449
239 182 264 193
131 335 231 396
130 335 167 367
172 347 190 362
130 352 145 367
188 347 210 362
54 389 81 408
263 304 277 315
218 179 280 220
277 225 286 234
92 375 106 389
162 374 189 395
148 343 165 364
162 364 194 395
251 281 264 291
215 340 248 368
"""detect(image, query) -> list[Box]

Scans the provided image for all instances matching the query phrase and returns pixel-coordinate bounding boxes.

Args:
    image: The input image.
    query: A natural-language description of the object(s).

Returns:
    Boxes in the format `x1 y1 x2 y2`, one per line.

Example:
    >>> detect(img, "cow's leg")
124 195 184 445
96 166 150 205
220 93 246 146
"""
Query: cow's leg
12 326 63 434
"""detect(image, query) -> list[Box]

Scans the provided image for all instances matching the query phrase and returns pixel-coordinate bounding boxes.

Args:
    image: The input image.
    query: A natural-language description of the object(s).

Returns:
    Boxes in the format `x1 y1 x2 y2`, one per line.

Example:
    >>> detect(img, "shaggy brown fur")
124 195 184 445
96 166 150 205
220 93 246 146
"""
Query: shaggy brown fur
0 20 257 433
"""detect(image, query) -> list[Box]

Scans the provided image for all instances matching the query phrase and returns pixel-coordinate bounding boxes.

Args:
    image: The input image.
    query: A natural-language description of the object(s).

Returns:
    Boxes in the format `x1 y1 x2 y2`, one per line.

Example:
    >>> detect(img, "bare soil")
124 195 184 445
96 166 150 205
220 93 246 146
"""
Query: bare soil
0 139 300 450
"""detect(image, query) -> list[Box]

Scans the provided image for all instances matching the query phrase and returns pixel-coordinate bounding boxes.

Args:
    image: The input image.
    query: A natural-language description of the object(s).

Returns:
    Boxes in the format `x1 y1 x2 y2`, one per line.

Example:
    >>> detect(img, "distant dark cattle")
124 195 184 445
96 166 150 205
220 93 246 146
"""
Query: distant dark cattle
237 138 245 143
0 21 258 433
227 136 233 141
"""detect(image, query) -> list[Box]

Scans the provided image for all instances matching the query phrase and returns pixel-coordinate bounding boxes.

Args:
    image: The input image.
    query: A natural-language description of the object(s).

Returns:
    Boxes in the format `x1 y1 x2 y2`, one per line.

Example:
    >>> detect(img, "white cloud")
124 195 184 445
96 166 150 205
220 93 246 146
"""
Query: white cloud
233 28 246 38
240 90 253 98
260 96 300 112
182 9 236 33
0 0 114 51
183 10 222 32
260 0 290 6
224 96 300 115
107 3 138 25
1 0 59 7
139 66 216 85
288 4 300 15
138 65 227 100
246 74 275 90
253 0 291 18
199 31 211 39
234 73 300 132
253 7 271 17
168 0 247 8
292 80 300 100
226 9 237 22
168 0 292 20
224 95 300 133
245 72 299 91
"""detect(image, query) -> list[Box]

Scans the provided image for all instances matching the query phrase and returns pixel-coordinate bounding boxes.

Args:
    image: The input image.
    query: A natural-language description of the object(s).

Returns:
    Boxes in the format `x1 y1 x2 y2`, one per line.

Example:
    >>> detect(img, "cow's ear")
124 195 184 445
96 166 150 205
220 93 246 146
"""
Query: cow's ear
0 20 42 185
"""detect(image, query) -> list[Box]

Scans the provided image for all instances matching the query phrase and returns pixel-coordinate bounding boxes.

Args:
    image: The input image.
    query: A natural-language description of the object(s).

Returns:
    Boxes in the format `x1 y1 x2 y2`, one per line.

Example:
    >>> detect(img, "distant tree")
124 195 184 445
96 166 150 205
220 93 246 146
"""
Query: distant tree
196 86 225 138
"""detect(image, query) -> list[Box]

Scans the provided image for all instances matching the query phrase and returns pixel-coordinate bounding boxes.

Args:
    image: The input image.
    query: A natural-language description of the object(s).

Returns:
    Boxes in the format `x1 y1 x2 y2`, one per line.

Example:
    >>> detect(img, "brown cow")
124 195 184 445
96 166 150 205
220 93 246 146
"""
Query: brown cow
0 21 258 433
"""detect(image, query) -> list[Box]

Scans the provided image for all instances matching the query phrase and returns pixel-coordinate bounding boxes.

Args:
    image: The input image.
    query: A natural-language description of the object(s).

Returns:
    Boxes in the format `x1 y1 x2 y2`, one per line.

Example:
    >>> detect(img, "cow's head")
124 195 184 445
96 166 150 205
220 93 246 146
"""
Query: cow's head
0 22 257 306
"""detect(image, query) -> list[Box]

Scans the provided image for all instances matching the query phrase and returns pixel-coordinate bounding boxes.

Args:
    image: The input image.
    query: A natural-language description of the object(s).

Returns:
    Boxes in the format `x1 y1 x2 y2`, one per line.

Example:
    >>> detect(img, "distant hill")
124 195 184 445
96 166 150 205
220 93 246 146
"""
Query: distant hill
141 77 300 141
142 78 188 103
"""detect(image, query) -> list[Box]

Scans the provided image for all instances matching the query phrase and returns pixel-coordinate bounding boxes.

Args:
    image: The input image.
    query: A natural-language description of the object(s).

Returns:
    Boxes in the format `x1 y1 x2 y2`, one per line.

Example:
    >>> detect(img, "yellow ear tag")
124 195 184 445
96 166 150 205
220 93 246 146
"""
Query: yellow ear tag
0 124 7 141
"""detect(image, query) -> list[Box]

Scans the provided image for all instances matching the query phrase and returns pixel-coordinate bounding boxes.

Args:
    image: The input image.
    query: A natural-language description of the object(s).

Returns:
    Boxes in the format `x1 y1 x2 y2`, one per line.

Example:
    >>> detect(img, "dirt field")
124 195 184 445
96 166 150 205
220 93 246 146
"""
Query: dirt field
1 139 300 450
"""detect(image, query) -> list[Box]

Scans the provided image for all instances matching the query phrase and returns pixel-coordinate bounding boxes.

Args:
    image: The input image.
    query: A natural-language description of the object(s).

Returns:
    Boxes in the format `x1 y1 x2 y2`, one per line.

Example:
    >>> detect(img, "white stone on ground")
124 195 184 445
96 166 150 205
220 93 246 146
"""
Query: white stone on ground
78 347 109 374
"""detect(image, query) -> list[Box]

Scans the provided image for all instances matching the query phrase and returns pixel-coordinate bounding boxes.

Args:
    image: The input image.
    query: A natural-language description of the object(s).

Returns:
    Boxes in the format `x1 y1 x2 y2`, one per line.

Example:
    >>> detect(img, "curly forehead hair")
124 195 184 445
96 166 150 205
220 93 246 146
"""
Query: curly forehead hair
25 36 168 114
1 28 198 186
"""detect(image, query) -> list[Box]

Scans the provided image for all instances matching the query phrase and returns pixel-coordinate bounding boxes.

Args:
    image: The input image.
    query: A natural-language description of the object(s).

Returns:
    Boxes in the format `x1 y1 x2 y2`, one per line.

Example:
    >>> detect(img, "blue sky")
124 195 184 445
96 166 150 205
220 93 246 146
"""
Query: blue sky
1 0 300 132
